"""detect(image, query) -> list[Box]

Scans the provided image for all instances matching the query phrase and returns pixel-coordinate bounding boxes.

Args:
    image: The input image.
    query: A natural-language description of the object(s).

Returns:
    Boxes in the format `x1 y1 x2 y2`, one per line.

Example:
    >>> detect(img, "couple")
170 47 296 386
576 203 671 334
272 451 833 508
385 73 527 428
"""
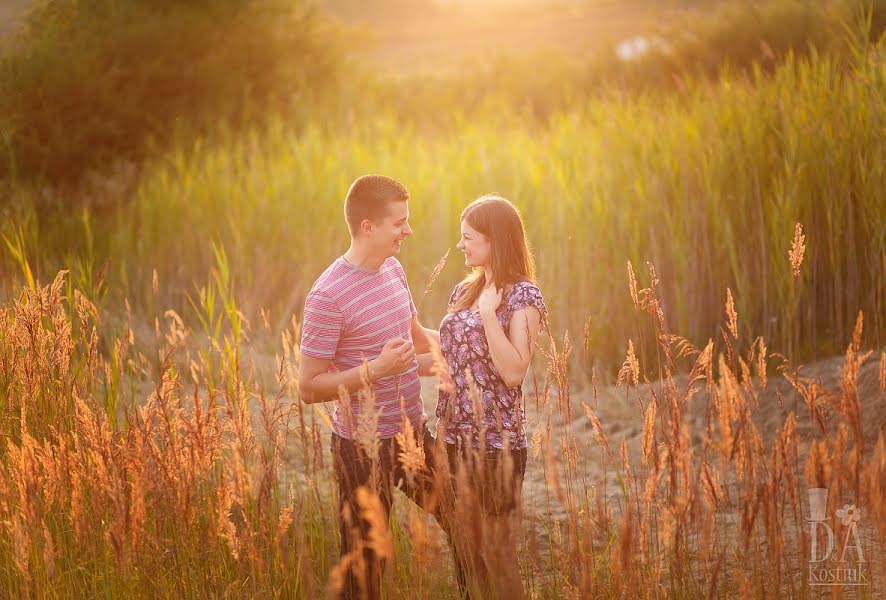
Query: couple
298 174 547 600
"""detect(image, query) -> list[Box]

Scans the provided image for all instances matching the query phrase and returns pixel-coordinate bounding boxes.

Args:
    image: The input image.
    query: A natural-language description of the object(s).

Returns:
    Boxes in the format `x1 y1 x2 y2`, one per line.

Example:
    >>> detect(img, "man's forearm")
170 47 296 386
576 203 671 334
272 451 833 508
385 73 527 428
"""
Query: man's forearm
413 326 440 354
300 361 378 404
417 352 437 376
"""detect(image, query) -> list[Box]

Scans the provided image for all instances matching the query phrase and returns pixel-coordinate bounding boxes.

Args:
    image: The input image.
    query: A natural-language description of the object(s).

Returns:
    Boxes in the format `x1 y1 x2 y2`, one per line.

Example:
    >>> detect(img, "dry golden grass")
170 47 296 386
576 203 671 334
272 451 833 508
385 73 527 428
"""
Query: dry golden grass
789 222 807 279
0 222 882 598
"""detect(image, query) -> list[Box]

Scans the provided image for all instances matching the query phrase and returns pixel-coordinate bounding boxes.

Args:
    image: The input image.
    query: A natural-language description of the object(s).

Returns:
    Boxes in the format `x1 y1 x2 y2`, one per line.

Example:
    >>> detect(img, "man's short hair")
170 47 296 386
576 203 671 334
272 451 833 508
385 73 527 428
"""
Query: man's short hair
344 175 409 235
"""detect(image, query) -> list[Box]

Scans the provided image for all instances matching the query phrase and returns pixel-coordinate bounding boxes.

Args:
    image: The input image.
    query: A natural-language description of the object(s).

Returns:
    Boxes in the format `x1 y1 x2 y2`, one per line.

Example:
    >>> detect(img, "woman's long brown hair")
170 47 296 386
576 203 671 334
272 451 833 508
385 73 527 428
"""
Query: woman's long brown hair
450 195 536 313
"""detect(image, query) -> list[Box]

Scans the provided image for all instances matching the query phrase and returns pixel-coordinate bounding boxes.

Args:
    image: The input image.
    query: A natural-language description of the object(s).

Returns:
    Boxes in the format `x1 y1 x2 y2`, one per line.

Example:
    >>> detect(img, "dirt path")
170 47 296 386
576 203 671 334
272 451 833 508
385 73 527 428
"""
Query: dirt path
271 349 885 516
517 354 886 519
167 340 886 590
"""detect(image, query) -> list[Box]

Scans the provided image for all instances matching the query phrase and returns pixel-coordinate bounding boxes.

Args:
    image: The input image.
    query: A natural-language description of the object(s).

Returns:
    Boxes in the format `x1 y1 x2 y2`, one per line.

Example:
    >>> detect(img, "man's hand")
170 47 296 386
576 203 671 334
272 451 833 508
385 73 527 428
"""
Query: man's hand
298 338 417 404
370 338 415 378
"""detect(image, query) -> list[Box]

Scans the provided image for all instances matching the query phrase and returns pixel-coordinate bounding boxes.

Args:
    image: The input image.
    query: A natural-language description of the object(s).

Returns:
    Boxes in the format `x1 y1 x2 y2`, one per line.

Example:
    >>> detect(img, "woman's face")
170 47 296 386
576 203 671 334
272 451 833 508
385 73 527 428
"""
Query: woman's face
456 220 492 269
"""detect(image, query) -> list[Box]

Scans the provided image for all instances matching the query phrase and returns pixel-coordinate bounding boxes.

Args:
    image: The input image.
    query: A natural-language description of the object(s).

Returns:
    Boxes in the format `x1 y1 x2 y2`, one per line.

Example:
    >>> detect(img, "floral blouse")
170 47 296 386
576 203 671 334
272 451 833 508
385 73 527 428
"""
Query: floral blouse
436 280 548 450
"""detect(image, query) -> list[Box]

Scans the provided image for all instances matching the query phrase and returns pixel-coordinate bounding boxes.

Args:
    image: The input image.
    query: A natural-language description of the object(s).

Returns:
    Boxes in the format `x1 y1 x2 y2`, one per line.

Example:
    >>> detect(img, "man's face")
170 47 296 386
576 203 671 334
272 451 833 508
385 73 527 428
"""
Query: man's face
369 201 412 256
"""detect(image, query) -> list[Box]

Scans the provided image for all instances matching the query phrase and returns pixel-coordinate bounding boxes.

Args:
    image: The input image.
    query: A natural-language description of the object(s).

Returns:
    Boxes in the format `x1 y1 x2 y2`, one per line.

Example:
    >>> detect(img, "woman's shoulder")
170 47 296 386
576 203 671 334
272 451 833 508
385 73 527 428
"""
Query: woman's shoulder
509 280 543 297
448 280 465 306
506 280 547 313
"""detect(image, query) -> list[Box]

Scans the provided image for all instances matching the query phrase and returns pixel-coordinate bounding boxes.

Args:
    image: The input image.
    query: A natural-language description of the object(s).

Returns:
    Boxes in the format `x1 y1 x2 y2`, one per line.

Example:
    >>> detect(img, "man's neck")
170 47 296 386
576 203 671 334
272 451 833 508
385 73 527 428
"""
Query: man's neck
343 241 387 271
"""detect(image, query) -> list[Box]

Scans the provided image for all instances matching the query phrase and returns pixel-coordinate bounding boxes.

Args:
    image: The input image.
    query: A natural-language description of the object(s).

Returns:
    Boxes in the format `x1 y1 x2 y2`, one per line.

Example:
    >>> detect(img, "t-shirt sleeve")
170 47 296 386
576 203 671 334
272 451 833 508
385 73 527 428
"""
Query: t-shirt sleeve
300 290 344 361
508 282 548 331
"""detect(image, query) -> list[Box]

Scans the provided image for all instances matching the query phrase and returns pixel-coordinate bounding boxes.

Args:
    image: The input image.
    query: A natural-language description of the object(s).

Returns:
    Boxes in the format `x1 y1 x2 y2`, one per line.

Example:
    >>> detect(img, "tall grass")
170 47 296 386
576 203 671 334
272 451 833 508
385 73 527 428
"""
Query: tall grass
374 0 886 121
0 2 883 597
4 31 884 372
0 233 882 597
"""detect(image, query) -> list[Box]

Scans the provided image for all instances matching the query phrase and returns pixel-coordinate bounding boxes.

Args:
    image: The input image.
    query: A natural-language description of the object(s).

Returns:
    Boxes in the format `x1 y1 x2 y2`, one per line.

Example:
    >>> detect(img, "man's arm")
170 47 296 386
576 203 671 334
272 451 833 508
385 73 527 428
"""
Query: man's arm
410 315 441 377
297 339 415 404
410 314 439 354
416 352 438 377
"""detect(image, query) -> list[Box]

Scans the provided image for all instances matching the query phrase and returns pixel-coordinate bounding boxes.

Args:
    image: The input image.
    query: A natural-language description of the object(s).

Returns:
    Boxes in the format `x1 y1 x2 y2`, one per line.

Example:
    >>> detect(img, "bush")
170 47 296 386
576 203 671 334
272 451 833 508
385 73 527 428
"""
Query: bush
0 0 347 187
366 0 886 125
2 0 885 193
627 0 886 82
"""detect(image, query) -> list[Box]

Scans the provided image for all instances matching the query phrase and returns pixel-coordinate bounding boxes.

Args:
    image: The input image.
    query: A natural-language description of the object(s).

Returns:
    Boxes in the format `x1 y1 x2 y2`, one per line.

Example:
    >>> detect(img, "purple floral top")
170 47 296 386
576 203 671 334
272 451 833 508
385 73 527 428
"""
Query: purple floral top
436 280 548 450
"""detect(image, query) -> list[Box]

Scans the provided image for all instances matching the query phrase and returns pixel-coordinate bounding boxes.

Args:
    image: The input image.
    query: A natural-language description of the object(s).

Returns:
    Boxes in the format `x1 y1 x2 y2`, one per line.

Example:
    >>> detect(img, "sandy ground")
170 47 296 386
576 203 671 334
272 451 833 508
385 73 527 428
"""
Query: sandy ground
122 322 886 593
412 351 885 593
510 352 886 593
414 353 886 519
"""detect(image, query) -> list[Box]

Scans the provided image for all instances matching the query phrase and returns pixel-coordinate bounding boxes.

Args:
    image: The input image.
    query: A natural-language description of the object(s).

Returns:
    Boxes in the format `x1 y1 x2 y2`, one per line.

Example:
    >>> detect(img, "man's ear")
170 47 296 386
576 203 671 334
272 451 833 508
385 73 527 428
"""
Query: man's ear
360 219 374 236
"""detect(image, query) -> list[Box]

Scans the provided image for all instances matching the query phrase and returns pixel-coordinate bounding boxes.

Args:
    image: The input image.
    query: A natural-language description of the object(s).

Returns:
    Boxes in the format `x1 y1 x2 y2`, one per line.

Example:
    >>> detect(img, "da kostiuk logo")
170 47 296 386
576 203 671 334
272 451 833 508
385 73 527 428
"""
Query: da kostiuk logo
806 487 869 587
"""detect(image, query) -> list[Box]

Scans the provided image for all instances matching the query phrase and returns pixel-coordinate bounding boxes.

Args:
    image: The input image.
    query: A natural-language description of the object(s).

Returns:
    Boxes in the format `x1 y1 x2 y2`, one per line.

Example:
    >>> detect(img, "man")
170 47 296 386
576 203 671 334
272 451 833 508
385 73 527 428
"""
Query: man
298 174 441 600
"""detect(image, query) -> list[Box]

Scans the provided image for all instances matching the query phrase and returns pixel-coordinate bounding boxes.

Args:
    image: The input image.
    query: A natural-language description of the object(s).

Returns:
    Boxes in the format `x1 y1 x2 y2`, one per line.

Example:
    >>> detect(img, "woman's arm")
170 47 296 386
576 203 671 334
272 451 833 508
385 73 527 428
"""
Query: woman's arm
479 305 542 389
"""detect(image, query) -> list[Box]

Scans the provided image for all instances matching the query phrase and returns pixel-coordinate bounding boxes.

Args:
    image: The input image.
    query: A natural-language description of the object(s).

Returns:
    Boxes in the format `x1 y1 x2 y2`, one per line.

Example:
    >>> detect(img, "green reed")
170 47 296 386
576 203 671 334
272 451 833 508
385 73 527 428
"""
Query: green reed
4 31 884 373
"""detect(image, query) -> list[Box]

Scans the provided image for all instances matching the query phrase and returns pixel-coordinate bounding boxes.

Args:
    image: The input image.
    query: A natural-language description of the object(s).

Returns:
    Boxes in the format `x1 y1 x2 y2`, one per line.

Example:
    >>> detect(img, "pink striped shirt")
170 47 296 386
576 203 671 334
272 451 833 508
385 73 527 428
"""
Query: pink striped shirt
300 256 424 439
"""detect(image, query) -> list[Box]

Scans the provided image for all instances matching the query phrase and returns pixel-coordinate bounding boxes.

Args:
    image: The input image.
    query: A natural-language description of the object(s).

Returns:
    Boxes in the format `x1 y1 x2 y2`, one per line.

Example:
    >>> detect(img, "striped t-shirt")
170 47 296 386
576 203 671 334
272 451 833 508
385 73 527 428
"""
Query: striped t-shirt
300 256 424 439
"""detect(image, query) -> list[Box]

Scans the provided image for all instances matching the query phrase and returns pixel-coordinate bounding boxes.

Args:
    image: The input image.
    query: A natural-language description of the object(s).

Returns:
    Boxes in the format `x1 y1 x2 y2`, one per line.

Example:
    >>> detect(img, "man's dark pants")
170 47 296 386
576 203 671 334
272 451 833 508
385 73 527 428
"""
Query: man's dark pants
330 423 446 600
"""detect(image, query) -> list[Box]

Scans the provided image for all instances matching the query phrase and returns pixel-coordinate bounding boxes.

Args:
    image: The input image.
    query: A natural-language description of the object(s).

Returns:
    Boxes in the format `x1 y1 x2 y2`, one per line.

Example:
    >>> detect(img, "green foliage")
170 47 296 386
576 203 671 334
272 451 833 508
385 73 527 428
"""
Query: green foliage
5 31 885 374
355 0 886 129
0 2 883 597
0 0 884 371
0 0 346 186
3 0 886 190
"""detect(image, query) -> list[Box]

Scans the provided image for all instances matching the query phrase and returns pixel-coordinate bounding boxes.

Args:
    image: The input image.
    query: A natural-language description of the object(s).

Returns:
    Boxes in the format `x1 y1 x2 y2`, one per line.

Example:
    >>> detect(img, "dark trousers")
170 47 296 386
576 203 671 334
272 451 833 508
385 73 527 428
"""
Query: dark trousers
444 442 527 516
330 424 442 600
442 443 528 600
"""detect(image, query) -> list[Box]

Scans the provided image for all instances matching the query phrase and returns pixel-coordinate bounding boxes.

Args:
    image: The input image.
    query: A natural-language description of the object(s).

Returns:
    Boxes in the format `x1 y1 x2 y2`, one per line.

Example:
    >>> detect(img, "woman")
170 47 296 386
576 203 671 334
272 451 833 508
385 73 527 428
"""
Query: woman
436 194 547 600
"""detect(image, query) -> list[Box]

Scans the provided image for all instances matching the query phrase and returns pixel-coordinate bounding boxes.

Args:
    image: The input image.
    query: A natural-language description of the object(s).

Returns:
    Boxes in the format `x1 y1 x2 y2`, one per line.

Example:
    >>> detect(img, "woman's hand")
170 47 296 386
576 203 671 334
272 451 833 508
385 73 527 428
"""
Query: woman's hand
478 283 503 318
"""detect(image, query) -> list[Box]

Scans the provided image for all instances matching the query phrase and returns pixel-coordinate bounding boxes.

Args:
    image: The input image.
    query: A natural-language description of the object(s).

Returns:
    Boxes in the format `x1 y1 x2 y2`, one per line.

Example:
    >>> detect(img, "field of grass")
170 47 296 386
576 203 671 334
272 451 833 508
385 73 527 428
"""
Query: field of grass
0 239 883 597
0 0 885 597
4 25 884 373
